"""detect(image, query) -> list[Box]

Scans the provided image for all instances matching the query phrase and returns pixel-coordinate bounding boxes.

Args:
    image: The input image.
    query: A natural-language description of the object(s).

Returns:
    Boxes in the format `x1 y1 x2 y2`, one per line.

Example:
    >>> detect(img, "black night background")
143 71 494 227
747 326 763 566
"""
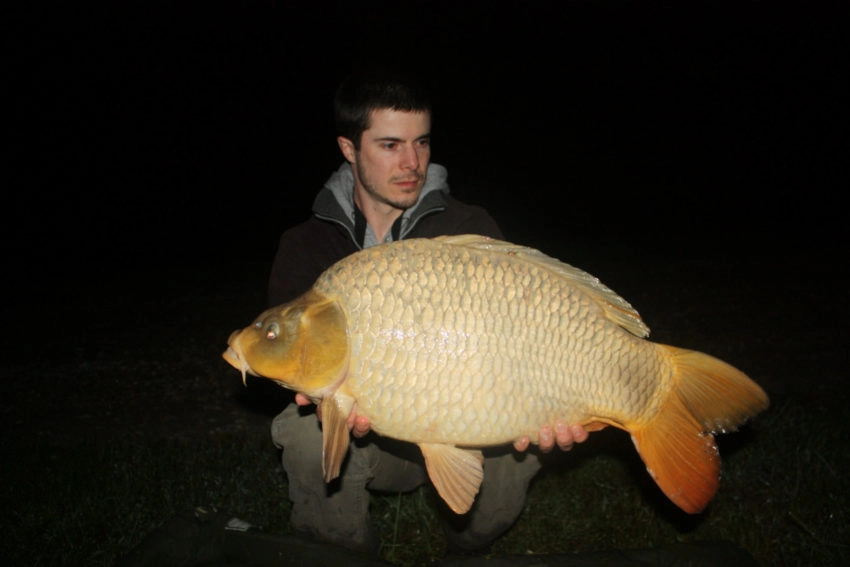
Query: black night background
4 2 849 565
8 1 846 278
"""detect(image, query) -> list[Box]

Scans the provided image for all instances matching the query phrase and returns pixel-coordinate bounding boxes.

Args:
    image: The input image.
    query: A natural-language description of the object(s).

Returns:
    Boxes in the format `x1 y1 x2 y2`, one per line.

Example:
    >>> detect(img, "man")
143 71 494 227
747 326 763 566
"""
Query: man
268 66 588 555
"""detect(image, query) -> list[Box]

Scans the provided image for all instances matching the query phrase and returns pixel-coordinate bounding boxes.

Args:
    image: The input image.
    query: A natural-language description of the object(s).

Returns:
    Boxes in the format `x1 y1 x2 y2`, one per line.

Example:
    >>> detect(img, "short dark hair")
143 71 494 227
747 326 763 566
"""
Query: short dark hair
333 65 431 150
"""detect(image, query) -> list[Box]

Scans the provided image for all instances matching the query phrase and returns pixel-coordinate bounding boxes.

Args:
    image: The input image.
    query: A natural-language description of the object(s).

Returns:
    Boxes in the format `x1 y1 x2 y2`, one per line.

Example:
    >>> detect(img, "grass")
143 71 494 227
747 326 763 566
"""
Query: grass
2 394 848 566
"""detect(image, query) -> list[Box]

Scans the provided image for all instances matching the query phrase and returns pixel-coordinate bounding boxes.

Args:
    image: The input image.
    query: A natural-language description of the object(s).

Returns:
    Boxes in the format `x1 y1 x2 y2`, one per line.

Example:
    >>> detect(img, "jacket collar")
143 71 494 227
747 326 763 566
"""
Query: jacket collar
312 162 450 248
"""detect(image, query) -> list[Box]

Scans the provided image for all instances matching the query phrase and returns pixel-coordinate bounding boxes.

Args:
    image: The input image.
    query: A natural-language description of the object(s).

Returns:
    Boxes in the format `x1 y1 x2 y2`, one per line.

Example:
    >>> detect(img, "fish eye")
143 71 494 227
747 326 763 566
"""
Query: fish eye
265 322 280 340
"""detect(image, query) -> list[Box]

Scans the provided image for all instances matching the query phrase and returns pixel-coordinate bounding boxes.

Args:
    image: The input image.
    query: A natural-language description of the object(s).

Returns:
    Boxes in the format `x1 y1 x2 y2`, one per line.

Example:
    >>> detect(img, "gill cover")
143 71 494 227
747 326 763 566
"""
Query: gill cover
233 290 349 397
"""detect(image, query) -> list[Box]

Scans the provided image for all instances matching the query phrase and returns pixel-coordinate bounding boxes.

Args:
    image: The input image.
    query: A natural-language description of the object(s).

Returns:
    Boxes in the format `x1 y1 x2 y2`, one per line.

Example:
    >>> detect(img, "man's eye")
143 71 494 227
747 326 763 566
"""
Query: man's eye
382 143 397 150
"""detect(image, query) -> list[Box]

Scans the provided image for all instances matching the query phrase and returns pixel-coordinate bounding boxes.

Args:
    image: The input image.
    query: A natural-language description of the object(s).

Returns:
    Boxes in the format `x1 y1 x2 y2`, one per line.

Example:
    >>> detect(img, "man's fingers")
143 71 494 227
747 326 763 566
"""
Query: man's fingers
570 424 589 444
537 422 590 453
351 415 371 438
294 393 312 406
513 436 531 452
538 425 554 453
554 421 574 451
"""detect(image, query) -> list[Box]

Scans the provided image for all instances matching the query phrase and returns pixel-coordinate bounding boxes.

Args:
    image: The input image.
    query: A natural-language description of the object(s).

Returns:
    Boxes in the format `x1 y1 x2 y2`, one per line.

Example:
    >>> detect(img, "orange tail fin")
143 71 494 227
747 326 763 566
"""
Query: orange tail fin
630 346 769 514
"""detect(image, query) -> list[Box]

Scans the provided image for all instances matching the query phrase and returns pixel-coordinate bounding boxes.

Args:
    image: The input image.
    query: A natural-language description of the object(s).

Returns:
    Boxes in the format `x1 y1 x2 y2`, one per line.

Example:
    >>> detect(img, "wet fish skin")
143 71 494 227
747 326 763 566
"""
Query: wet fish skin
223 235 769 515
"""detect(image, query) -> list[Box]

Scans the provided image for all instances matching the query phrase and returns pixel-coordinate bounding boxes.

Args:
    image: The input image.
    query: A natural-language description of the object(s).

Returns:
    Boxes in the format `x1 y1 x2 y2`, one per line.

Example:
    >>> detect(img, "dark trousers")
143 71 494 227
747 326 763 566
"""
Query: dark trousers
271 403 543 554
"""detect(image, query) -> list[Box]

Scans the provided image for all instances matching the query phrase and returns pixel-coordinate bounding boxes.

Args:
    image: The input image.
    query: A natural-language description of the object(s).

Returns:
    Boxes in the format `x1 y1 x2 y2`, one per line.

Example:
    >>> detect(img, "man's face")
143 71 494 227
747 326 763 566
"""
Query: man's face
341 108 431 211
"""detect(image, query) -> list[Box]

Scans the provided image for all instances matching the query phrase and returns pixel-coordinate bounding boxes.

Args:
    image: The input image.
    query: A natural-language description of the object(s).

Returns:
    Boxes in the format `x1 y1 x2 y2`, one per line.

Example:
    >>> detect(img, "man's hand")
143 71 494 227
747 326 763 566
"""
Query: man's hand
294 393 371 438
513 421 589 453
297 393 589 450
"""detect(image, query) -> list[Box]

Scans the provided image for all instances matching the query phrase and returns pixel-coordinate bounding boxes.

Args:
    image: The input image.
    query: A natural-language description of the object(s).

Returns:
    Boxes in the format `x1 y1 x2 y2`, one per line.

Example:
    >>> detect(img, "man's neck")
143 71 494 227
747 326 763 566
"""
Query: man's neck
353 187 403 243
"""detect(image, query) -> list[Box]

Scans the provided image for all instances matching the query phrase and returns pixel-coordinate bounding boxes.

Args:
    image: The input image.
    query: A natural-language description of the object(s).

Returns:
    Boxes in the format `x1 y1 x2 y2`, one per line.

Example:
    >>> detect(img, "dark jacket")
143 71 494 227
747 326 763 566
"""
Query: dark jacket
268 164 503 306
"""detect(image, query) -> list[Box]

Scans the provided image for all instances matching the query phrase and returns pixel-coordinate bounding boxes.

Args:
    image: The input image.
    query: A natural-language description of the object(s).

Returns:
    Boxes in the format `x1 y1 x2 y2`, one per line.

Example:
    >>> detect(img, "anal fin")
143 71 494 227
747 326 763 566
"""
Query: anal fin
583 420 611 432
419 443 484 514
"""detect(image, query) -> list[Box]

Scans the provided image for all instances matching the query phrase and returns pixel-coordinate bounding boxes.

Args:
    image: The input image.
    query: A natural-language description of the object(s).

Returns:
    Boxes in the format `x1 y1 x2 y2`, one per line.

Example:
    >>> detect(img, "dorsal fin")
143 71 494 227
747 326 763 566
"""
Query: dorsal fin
432 235 650 338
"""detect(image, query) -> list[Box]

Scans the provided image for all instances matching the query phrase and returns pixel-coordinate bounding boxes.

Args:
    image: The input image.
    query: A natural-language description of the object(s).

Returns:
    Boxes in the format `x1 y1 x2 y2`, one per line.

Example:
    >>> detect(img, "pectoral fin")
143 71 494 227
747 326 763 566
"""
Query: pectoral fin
419 443 484 514
320 392 355 483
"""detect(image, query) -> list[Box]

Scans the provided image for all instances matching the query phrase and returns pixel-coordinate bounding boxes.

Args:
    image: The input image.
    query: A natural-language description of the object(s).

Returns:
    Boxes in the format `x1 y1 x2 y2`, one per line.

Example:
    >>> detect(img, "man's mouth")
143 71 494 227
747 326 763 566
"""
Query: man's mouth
394 177 421 188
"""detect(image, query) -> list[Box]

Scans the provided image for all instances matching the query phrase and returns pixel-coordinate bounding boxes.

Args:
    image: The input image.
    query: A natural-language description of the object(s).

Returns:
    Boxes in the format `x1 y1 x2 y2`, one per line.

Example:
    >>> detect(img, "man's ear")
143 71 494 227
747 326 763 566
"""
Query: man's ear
337 136 356 163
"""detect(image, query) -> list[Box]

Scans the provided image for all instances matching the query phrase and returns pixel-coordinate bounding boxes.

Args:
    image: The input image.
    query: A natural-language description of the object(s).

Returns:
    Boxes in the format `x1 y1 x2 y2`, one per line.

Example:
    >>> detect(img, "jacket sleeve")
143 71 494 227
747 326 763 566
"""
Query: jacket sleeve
410 195 505 241
267 231 317 307
461 207 504 240
267 219 359 307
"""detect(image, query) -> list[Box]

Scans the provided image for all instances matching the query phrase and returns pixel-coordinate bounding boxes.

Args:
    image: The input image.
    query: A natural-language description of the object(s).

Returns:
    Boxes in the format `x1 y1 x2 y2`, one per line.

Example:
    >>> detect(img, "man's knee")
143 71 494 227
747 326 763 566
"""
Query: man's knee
272 406 378 553
271 404 319 448
443 448 543 553
365 438 427 493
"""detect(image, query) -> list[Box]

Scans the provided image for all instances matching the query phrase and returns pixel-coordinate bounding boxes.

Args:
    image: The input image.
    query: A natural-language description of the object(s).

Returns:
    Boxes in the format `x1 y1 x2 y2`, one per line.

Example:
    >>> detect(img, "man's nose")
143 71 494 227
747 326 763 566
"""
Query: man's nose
400 144 420 170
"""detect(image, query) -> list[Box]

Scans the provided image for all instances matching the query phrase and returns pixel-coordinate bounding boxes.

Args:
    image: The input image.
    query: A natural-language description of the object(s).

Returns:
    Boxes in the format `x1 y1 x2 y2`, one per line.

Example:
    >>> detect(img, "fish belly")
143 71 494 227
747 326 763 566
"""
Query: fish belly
313 239 667 446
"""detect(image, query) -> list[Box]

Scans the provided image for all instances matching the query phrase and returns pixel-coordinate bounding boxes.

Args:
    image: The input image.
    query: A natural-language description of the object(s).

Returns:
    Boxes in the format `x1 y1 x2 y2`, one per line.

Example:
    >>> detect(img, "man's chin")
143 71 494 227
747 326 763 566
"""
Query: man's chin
396 194 422 209
387 187 423 209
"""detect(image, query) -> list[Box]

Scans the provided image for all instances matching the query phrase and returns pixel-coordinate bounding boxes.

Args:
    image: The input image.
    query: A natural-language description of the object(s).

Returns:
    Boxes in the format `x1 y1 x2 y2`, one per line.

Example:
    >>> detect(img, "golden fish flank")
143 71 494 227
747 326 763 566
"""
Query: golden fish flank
223 234 769 515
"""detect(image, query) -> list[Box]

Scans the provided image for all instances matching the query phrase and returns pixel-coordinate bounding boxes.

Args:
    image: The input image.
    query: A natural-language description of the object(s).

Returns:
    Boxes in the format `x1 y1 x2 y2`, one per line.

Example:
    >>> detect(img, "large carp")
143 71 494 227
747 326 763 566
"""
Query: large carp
223 235 768 515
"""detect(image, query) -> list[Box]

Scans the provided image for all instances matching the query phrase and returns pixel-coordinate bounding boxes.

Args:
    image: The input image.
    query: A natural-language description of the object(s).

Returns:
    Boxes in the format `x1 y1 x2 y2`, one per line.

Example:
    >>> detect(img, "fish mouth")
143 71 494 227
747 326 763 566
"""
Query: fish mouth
222 331 258 386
